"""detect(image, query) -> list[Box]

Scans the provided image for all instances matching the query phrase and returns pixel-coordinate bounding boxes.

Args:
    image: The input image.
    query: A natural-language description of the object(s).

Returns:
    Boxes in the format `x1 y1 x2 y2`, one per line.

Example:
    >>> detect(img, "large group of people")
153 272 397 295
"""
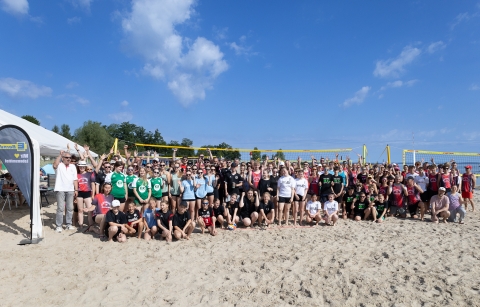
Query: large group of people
52 145 477 243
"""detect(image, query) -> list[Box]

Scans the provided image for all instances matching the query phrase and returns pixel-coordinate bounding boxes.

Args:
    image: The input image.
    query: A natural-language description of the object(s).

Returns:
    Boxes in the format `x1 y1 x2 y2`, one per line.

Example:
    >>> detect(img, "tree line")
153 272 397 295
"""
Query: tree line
22 114 286 160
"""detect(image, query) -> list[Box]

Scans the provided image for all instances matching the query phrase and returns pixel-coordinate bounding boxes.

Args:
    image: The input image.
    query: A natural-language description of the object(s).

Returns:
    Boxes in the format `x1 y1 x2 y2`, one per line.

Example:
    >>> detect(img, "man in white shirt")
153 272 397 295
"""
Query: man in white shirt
53 150 78 233
414 167 430 204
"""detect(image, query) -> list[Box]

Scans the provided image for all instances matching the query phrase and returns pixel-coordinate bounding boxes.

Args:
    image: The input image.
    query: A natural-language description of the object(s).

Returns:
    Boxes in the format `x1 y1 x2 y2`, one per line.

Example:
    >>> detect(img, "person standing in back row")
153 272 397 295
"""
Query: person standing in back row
53 150 78 233
461 165 476 212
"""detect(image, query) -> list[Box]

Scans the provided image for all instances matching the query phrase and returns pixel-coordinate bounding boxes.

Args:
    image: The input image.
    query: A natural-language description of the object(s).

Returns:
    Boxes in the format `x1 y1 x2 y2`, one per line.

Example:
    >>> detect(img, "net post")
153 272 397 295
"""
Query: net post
386 145 391 164
402 150 406 166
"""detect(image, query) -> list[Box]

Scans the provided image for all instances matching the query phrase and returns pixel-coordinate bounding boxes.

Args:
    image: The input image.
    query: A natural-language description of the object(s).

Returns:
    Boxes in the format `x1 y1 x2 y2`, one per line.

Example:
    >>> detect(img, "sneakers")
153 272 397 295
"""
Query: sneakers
55 226 62 233
66 225 76 231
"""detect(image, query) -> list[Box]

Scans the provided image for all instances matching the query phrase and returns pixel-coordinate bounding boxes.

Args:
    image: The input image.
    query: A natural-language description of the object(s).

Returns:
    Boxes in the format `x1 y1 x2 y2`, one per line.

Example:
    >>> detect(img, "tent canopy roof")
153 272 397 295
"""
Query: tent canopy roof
0 109 98 158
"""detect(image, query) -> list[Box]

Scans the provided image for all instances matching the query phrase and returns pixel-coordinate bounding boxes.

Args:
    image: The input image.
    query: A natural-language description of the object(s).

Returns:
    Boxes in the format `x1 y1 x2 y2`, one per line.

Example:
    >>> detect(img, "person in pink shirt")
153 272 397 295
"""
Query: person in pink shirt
430 187 450 223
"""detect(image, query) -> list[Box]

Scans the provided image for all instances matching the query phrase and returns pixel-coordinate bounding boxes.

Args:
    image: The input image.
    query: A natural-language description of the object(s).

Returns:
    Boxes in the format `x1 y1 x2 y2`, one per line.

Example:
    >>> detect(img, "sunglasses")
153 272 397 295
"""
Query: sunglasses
63 157 71 159
128 168 134 171
153 172 160 174
160 164 165 166
186 173 192 176
202 202 209 205
104 166 111 169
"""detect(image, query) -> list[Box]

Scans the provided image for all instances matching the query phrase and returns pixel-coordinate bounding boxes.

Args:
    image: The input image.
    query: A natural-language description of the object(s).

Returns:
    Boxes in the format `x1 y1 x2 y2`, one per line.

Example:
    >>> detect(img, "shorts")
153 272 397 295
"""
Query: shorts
206 192 215 197
278 196 292 203
344 204 353 214
354 211 364 219
127 221 139 229
390 206 406 216
376 214 385 220
334 196 342 203
77 191 91 199
419 192 429 202
182 198 195 202
320 194 330 203
105 225 122 239
152 196 162 201
294 194 304 201
427 190 438 199
114 197 126 203
170 194 180 197
408 202 419 215
462 191 473 199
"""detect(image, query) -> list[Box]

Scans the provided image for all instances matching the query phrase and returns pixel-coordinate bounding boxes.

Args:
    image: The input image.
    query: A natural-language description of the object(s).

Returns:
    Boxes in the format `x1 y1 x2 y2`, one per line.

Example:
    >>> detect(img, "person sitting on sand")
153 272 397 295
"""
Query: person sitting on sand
342 186 355 219
258 192 275 227
173 201 194 240
430 187 450 223
405 177 425 220
305 194 321 225
323 193 339 226
142 198 158 240
224 193 240 228
212 198 225 229
155 200 173 242
86 182 114 236
125 199 143 238
373 194 388 223
238 190 259 227
197 198 217 236
447 185 466 224
105 200 128 243
352 193 369 221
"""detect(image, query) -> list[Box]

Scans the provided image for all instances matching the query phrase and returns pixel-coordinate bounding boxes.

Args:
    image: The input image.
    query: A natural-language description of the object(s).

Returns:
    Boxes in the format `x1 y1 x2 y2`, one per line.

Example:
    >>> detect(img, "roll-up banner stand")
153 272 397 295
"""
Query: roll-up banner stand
0 125 42 244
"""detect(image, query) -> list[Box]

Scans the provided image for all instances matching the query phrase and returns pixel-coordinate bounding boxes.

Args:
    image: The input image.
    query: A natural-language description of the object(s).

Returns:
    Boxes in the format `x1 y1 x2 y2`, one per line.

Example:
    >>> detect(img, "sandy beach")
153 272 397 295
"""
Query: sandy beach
1 193 480 307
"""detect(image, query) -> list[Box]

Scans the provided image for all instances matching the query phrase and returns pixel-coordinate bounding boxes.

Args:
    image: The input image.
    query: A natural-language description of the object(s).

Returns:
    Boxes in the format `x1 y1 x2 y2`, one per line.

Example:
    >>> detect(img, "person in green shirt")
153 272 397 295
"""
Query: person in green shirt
133 167 151 207
125 165 137 200
150 169 164 208
110 161 127 212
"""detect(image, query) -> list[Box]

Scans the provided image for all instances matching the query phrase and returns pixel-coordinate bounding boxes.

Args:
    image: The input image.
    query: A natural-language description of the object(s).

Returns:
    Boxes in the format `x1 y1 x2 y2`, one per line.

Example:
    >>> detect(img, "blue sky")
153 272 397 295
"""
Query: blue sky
0 0 479 162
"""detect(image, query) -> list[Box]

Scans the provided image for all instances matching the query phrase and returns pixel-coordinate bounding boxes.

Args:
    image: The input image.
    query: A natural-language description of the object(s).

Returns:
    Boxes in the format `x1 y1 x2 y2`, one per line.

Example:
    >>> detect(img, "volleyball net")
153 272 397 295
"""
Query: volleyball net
403 149 480 176
133 142 365 165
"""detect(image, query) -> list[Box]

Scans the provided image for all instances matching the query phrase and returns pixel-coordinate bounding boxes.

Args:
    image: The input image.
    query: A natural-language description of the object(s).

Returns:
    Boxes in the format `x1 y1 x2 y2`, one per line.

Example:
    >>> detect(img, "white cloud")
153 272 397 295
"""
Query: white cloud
229 35 257 56
373 46 421 78
213 26 228 40
0 0 28 15
121 0 228 106
379 79 418 91
427 41 446 53
450 12 479 30
121 100 129 106
68 0 93 11
109 112 133 122
67 16 81 24
65 81 79 89
469 84 479 90
57 94 89 105
341 86 371 108
0 77 52 99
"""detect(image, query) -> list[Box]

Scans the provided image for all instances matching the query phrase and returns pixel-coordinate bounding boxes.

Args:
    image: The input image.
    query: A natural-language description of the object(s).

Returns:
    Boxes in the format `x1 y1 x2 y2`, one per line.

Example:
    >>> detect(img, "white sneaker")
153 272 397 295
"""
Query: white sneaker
66 225 76 231
55 227 62 233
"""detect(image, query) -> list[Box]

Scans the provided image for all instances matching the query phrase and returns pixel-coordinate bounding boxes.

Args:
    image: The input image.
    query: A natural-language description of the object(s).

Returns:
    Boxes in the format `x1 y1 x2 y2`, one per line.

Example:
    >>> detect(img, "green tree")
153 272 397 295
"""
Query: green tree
251 147 261 161
60 124 73 139
52 125 60 133
21 115 40 126
74 121 114 155
275 149 285 161
176 138 194 157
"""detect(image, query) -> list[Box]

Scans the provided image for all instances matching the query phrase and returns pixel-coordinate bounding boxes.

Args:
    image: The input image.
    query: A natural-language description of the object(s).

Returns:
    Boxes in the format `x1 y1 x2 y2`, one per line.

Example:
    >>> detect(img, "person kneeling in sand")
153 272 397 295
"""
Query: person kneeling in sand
323 194 339 226
84 182 114 237
173 201 194 240
258 192 275 227
448 185 466 224
142 198 158 240
105 200 128 243
224 194 240 229
305 194 321 225
197 198 217 236
212 199 225 229
156 201 173 242
373 194 388 223
430 187 450 223
125 199 143 238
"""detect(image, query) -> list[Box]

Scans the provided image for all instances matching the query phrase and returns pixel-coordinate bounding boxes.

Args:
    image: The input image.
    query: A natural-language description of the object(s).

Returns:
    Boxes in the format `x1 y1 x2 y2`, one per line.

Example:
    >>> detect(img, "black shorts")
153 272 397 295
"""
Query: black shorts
320 194 330 203
206 192 215 197
419 192 429 202
114 197 126 203
294 194 304 201
354 211 364 219
170 194 180 197
182 198 195 202
105 225 122 239
334 196 342 203
344 204 353 214
77 191 91 199
278 196 291 203
408 202 419 215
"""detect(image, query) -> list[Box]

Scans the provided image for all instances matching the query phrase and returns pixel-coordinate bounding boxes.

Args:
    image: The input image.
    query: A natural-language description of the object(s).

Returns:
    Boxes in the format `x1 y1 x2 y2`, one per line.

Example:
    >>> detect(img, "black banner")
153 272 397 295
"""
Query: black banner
0 125 34 207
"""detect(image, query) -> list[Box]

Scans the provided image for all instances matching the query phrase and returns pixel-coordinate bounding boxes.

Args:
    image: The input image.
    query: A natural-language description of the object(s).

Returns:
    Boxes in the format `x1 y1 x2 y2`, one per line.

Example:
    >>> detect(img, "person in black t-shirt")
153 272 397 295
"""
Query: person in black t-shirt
212 198 225 228
156 201 173 242
238 190 259 227
373 193 389 223
197 199 217 236
224 163 243 196
258 192 275 227
173 201 194 240
331 166 344 203
319 169 334 203
105 200 128 243
342 186 356 219
124 199 143 239
224 193 240 228
353 193 370 221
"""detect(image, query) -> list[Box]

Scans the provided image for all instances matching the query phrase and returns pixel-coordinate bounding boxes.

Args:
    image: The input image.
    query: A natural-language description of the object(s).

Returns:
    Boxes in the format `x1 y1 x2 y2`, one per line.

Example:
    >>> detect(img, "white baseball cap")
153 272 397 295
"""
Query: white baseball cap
111 200 121 207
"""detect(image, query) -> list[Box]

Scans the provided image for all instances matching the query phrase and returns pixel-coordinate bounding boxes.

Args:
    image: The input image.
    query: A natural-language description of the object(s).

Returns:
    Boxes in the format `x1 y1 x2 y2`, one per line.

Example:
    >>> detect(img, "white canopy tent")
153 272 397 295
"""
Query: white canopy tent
0 109 98 158
0 109 98 242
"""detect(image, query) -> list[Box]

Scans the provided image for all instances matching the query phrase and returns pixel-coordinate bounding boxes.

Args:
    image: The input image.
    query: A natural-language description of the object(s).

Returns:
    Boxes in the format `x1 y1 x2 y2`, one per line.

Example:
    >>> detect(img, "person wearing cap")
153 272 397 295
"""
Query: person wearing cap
430 187 450 223
173 201 194 240
461 165 476 211
224 162 243 197
105 199 128 242
53 150 79 233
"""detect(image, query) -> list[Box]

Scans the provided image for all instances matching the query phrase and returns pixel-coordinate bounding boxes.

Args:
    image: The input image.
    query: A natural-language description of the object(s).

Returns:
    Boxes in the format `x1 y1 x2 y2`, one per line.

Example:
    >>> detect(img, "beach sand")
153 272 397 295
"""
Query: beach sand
1 193 480 307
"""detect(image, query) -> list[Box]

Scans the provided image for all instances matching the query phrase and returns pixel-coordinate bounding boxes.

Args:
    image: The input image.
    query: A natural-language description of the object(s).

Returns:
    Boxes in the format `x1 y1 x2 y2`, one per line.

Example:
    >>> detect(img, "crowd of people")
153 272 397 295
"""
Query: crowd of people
52 145 477 243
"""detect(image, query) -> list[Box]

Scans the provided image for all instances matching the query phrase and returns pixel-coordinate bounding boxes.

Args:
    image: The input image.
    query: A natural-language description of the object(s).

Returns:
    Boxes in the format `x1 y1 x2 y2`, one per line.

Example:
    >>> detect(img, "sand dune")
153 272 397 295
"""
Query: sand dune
1 194 480 306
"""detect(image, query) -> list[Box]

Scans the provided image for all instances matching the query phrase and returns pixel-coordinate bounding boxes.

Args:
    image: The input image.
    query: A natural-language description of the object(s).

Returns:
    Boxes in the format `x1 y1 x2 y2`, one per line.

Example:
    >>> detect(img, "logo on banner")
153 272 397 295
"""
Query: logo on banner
0 142 28 151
